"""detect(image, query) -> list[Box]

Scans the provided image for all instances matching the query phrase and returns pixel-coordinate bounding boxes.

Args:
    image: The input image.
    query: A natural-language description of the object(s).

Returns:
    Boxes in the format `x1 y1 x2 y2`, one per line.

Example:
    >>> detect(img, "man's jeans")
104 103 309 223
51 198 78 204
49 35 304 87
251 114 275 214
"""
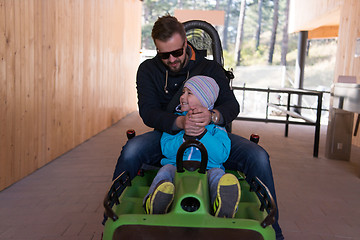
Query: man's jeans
111 130 283 239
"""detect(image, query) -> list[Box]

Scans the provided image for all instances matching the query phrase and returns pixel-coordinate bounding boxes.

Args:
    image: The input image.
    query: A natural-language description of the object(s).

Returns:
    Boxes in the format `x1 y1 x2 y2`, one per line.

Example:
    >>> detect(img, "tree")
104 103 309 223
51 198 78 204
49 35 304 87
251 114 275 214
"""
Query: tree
192 0 196 9
255 0 263 50
268 0 279 64
177 0 183 9
281 0 290 66
222 0 233 50
140 0 295 66
215 0 220 9
234 0 247 65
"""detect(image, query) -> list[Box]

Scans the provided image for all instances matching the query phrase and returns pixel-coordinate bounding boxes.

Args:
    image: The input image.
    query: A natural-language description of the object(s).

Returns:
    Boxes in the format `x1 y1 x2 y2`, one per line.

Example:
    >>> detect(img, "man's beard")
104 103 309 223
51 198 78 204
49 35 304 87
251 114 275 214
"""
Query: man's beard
166 59 183 72
166 54 188 73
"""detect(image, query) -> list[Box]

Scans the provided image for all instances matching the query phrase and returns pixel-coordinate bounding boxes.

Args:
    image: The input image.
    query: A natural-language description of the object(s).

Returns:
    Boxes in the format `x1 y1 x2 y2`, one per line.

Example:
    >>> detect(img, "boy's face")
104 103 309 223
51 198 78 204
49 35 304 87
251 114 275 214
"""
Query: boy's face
155 33 187 73
180 87 202 111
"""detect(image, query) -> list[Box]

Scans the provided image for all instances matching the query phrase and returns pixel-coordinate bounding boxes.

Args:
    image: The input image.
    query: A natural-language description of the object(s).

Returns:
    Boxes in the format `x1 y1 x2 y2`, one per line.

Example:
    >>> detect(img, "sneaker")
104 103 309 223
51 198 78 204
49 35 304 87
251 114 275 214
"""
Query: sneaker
213 173 241 218
144 180 175 214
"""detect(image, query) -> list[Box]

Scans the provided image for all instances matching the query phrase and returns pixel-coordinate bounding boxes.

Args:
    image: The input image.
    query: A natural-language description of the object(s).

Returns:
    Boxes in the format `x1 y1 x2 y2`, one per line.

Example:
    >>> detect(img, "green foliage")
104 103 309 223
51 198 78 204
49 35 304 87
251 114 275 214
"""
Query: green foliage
142 24 155 49
141 0 337 90
303 39 337 88
223 49 236 69
232 38 269 66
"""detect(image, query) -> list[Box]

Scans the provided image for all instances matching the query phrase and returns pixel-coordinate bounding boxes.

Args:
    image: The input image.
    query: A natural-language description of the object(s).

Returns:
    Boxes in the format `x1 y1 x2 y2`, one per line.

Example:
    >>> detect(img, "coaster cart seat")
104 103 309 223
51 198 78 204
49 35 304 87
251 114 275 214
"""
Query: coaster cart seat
102 20 275 239
183 20 234 132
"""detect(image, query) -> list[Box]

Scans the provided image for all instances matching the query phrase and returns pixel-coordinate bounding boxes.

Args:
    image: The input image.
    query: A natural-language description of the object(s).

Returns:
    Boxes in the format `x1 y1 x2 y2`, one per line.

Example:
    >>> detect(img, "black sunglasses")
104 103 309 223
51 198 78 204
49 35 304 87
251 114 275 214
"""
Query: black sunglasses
157 42 185 59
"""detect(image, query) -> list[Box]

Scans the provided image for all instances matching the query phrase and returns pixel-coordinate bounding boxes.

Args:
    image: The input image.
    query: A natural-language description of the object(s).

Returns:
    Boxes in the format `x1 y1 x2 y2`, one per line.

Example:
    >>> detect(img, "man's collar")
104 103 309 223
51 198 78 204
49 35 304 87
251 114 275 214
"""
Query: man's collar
187 44 196 61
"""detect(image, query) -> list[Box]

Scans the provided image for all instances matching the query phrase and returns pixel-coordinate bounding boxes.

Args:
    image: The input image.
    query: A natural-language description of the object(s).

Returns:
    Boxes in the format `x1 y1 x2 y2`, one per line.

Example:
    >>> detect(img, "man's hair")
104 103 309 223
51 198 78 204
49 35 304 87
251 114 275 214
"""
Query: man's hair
151 14 186 42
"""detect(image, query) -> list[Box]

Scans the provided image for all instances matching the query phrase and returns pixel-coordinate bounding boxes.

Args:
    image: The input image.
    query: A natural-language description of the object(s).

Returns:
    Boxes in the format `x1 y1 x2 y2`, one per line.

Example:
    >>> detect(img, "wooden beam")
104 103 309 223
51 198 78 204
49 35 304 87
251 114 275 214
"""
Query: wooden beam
308 25 339 39
289 0 342 33
174 9 225 26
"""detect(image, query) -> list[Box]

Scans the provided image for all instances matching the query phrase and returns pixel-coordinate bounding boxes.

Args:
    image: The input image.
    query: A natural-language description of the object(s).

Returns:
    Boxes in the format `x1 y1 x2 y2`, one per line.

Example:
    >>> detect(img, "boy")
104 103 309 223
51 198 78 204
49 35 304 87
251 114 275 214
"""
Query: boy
144 75 241 218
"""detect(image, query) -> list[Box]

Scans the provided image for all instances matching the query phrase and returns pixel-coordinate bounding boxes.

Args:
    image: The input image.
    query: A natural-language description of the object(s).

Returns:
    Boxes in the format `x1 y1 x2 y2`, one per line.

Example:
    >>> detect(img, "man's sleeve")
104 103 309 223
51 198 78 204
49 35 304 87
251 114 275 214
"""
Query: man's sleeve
136 61 178 133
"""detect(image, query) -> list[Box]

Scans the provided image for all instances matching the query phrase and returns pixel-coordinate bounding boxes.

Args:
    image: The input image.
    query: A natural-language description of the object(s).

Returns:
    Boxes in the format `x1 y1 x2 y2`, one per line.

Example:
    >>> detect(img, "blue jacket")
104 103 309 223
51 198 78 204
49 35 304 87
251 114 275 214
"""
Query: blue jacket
160 112 231 170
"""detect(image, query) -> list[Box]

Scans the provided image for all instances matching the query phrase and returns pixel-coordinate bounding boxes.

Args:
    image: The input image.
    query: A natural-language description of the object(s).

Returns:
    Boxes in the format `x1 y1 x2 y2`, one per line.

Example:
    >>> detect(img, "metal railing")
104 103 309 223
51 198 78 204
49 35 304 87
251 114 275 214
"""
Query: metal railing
232 86 329 157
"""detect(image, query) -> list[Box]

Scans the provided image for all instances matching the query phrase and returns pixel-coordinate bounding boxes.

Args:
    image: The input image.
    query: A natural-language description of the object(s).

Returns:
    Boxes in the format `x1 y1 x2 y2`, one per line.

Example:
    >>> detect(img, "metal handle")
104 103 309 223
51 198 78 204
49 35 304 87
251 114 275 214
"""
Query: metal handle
176 139 208 174
126 129 136 140
250 134 260 144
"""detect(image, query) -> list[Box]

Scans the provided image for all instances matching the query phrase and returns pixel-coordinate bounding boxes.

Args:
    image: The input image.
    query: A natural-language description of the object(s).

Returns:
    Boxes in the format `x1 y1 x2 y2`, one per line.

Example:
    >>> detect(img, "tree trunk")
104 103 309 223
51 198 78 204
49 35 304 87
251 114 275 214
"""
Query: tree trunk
255 0 263 50
281 0 290 66
177 0 183 9
268 0 279 64
215 0 220 9
234 0 247 66
223 0 233 50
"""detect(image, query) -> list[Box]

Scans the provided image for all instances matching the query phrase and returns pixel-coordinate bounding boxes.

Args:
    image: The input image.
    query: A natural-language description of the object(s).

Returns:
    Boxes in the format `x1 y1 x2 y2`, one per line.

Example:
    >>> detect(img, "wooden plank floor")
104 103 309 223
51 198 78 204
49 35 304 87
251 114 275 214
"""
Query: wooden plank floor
0 111 359 240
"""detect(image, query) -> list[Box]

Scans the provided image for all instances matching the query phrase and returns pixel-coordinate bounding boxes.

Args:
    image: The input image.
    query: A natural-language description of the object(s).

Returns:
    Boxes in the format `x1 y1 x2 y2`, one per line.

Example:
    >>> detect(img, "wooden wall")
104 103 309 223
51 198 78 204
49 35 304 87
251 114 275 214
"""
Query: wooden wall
0 0 141 191
334 0 360 146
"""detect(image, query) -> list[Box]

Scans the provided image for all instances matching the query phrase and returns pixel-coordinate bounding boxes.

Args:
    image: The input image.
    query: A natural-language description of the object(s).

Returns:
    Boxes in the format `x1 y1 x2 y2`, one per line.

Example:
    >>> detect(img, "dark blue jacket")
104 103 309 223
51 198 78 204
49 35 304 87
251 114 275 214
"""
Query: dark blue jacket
136 44 239 134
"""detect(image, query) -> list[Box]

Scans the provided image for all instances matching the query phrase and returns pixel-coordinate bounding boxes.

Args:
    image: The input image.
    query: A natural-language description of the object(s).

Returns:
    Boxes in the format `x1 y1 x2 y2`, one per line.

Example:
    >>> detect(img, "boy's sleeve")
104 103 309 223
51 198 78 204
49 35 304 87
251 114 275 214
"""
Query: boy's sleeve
200 125 231 167
160 131 185 161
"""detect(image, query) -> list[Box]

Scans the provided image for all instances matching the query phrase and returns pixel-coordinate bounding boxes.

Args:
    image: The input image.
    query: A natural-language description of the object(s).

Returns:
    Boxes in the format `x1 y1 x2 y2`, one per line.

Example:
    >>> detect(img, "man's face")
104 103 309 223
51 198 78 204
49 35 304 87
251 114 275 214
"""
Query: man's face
155 33 187 72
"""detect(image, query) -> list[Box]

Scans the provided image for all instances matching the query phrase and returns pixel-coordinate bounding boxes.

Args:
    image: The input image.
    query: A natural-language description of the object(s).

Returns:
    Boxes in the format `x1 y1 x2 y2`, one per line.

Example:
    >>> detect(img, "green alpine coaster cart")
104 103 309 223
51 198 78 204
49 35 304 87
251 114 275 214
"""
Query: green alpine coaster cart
102 139 276 240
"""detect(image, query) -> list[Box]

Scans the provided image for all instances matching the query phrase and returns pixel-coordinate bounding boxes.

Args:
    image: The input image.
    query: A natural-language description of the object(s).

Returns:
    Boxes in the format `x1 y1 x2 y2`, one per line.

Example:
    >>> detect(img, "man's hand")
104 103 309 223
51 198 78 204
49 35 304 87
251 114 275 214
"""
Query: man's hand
175 106 219 136
183 106 210 136
183 113 205 136
188 106 212 127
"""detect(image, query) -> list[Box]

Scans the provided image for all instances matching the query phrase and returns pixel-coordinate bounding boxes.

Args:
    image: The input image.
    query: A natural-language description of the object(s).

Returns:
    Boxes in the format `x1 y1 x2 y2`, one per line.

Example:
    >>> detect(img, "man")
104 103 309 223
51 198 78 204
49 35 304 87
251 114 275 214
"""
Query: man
111 14 284 239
